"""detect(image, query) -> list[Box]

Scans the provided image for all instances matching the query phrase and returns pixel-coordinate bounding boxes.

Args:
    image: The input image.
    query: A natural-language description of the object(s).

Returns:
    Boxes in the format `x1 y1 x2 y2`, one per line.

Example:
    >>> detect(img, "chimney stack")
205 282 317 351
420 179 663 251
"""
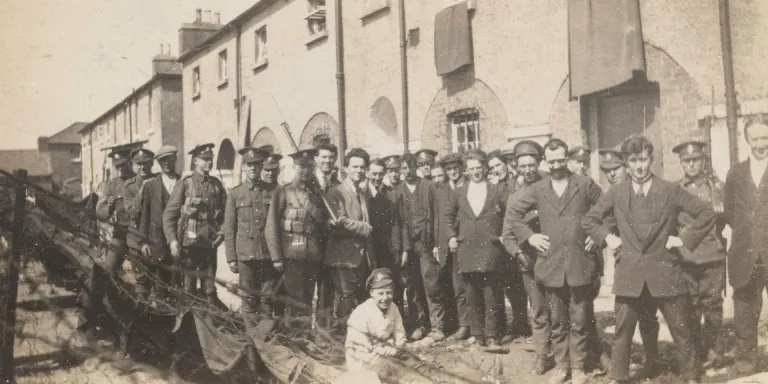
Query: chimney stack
195 8 202 22
205 10 212 23
153 43 181 74
179 8 223 55
214 12 221 24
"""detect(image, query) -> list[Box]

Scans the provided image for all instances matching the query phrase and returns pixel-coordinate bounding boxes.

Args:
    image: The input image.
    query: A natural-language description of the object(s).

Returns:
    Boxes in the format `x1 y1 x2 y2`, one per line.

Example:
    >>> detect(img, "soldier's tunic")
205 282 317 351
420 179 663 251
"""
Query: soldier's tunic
122 173 155 297
224 179 278 324
679 175 727 358
163 171 226 296
265 180 328 324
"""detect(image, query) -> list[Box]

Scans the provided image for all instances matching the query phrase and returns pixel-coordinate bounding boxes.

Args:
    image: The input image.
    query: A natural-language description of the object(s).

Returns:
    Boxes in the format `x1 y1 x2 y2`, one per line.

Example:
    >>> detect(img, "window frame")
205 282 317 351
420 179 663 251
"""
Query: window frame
254 26 268 70
217 50 228 86
192 66 201 98
448 108 481 154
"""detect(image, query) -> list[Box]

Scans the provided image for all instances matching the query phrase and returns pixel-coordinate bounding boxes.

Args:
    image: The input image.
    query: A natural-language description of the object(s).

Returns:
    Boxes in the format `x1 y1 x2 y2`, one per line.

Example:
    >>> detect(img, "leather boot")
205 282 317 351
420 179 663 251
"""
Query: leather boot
447 326 470 341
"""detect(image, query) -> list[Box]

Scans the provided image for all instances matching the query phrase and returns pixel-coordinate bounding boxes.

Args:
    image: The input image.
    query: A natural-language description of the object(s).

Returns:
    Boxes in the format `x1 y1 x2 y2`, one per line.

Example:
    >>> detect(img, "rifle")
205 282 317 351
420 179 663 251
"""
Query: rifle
278 121 338 222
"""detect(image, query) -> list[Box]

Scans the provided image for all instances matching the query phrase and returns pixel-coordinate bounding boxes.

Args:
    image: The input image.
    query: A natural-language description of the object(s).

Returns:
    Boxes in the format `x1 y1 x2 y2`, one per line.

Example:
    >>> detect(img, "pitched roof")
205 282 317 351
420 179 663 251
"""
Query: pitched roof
48 122 89 144
0 150 52 176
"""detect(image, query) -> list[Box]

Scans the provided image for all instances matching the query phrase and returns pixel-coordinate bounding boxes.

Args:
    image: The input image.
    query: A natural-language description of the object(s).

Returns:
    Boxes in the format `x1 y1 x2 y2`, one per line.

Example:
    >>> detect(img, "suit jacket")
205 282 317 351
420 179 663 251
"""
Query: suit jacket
368 184 408 267
324 178 375 268
443 181 506 273
506 174 602 287
435 181 464 268
582 176 716 297
398 179 438 251
724 159 768 289
137 174 178 257
500 171 547 263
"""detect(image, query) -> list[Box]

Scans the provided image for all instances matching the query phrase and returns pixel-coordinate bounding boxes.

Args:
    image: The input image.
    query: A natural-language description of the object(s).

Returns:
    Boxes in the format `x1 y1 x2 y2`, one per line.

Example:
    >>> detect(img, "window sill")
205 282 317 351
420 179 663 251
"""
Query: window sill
252 58 269 72
360 1 390 20
218 78 229 89
304 7 326 21
71 159 82 164
305 31 328 46
192 92 201 101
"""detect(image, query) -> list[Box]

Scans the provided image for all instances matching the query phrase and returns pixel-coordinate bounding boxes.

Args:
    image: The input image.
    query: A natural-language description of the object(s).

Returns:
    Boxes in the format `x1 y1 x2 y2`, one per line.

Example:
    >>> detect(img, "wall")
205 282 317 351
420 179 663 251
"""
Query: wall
48 143 82 197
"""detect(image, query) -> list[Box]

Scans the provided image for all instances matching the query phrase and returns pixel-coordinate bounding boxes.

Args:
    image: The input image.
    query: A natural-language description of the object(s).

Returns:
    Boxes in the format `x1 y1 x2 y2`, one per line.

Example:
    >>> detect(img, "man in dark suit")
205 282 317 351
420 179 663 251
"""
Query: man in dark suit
325 148 375 332
136 146 180 301
367 158 407 315
724 120 768 378
583 136 716 384
313 136 340 328
399 152 444 341
436 153 470 341
506 139 602 384
501 140 554 375
443 149 507 350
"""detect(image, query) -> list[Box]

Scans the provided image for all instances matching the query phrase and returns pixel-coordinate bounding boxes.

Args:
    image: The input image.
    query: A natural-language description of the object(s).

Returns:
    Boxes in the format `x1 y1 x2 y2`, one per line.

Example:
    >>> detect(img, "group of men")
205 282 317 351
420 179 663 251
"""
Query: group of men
85 118 768 384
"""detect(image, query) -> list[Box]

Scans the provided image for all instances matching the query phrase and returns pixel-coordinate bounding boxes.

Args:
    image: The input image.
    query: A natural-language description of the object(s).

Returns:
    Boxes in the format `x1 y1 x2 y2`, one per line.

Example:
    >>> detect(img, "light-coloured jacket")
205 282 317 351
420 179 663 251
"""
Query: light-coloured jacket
345 298 406 371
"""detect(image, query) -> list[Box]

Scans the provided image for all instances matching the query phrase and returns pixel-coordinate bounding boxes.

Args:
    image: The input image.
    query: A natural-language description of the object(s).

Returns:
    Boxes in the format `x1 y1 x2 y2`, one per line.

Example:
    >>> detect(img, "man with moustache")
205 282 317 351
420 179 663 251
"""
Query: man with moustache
672 141 727 369
136 146 180 301
415 149 438 181
724 121 768 379
163 143 227 302
583 136 716 384
367 158 407 315
567 147 591 176
436 153 472 341
506 139 602 384
501 140 554 375
266 147 330 337
325 148 376 333
399 153 442 341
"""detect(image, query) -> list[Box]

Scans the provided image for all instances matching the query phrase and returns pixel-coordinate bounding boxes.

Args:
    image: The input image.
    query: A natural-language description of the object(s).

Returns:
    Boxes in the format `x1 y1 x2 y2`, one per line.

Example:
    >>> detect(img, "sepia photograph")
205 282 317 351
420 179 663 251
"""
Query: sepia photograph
1 0 767 383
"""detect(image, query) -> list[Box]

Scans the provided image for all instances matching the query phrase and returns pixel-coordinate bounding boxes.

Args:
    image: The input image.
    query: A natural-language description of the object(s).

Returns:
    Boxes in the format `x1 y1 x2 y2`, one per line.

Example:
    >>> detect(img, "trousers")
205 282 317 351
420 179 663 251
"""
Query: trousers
401 255 429 332
418 248 447 331
612 286 696 381
546 285 592 369
239 260 280 327
501 256 530 335
134 246 173 299
683 260 725 360
330 262 369 330
733 258 768 364
282 260 319 327
450 251 470 328
462 272 504 339
180 247 217 296
522 272 551 357
85 239 128 328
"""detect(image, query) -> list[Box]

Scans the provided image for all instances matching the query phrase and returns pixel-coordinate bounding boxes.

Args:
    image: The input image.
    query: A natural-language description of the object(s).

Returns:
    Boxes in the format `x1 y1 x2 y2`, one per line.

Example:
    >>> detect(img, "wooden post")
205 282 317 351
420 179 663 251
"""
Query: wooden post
0 169 27 382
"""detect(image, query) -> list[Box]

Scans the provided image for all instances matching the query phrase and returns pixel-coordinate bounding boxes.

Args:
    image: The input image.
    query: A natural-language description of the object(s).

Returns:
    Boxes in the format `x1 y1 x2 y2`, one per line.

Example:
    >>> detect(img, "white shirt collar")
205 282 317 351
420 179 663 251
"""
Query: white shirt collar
632 176 653 195
369 181 379 197
749 154 768 187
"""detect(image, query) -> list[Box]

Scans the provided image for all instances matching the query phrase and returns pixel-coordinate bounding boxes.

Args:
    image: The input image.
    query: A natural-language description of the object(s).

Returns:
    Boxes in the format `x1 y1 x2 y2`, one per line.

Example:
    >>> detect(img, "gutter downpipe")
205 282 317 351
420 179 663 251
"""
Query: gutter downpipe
718 0 740 166
233 23 244 185
398 0 409 152
335 0 347 165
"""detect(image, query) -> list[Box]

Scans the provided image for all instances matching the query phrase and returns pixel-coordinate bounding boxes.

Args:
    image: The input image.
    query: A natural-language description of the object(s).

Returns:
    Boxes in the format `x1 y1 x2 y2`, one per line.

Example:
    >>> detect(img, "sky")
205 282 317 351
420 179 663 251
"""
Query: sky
0 0 256 150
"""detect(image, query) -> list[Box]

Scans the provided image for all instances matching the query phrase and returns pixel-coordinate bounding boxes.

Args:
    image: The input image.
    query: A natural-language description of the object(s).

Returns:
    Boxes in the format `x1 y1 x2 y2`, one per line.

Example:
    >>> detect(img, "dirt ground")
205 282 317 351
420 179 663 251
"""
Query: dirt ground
11 252 768 383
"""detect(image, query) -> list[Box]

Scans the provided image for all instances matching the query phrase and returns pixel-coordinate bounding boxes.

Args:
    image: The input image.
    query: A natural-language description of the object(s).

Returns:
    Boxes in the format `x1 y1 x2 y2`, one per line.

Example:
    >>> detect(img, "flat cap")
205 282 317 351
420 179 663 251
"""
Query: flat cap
500 141 517 158
188 143 215 160
567 146 591 162
366 268 394 290
414 149 438 163
672 141 705 160
289 147 318 166
238 147 268 164
130 148 155 165
108 148 132 166
439 152 464 166
598 149 625 169
382 155 402 169
155 145 177 160
514 140 543 159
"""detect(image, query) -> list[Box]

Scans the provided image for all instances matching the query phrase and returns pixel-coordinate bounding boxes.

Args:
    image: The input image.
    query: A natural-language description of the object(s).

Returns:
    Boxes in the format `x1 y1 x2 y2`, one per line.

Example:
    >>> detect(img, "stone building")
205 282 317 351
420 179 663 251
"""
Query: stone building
342 0 768 183
38 122 88 198
178 2 338 187
79 48 184 195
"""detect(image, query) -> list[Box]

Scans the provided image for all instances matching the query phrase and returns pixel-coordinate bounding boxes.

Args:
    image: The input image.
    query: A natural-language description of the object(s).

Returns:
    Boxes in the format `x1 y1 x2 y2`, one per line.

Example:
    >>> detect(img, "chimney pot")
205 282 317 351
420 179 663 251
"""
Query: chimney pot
215 12 221 24
166 44 171 56
159 44 164 55
195 8 202 22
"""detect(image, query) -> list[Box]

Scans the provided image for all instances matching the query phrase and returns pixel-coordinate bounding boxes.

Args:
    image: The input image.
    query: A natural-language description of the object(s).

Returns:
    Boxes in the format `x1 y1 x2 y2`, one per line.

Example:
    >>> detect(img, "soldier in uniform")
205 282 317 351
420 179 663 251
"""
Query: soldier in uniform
673 141 727 367
224 147 278 326
598 149 628 185
258 145 282 186
122 148 157 301
567 146 591 176
136 146 180 301
84 147 134 336
415 149 438 181
501 140 554 375
266 147 329 335
163 143 227 303
384 155 403 188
